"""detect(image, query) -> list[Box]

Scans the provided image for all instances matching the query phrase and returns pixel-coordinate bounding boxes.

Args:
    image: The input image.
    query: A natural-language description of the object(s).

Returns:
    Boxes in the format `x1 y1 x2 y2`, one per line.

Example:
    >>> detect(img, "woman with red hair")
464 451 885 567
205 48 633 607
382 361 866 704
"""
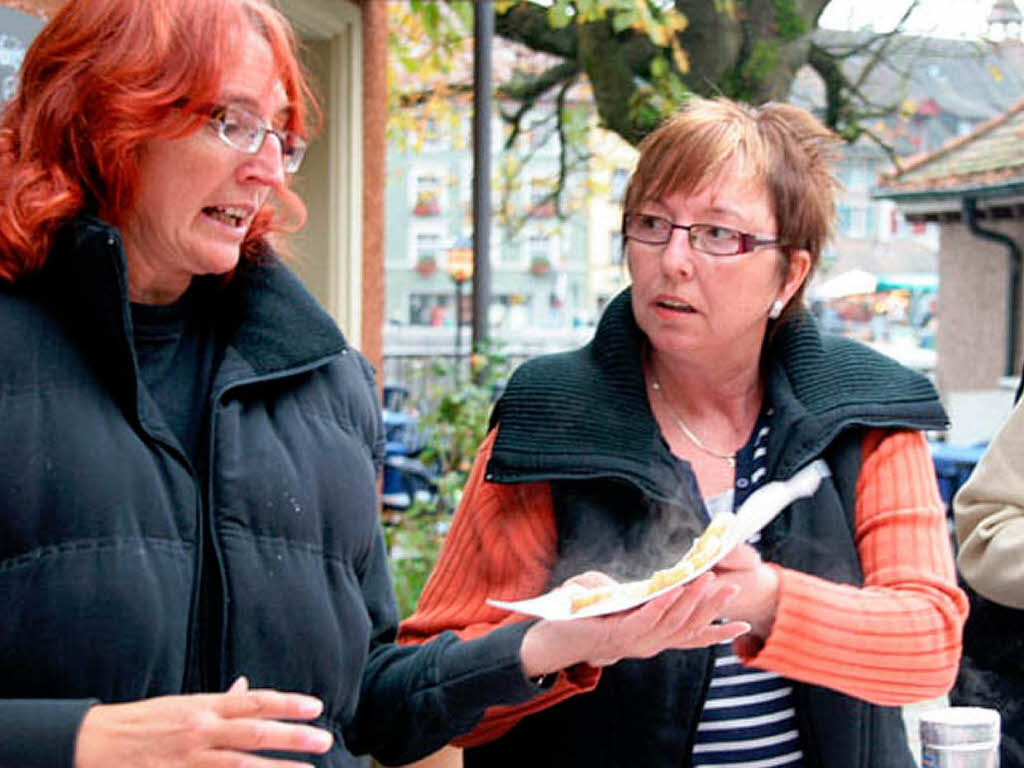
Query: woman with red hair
1 1 720 765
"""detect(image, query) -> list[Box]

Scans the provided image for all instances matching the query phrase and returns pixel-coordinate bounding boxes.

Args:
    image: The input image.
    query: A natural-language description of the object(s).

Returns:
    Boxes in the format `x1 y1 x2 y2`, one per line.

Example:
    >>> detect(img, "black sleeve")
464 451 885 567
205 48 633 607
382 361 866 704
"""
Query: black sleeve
0 699 96 768
341 531 543 766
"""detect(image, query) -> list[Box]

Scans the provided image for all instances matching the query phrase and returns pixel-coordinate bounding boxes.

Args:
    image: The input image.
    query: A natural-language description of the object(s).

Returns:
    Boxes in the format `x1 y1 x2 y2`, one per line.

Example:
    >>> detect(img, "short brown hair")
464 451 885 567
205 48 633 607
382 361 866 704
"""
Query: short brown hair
623 97 842 317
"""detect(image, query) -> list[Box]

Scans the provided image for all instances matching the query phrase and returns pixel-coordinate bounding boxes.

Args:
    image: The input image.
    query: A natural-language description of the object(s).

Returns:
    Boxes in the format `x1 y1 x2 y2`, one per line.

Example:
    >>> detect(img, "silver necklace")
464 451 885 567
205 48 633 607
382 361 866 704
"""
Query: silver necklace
649 375 737 467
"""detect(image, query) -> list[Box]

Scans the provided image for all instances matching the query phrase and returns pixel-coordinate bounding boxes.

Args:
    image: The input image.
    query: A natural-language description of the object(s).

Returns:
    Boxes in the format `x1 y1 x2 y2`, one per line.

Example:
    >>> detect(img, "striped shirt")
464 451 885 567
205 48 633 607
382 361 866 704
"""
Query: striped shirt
693 413 804 768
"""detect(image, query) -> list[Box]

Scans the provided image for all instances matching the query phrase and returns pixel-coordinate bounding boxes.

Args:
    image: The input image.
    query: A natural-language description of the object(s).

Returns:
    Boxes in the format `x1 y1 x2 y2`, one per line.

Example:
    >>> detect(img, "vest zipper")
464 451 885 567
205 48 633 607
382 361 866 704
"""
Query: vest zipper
202 350 346 691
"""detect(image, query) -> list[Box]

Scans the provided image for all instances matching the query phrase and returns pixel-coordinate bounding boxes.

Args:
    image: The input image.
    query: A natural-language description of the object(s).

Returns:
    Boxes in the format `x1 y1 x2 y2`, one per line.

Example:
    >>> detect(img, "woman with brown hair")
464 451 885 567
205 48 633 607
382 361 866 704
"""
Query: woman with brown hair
401 97 968 768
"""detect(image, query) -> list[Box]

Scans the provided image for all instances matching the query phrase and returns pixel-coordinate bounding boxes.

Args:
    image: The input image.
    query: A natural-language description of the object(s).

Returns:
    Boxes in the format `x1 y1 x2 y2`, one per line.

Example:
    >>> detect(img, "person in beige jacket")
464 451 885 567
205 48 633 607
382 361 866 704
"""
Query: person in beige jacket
954 396 1024 609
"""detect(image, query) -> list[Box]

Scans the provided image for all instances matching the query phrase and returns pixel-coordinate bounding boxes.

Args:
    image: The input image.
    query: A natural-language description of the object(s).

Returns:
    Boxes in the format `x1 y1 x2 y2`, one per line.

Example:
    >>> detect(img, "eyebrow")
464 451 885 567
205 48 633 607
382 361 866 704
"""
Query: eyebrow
639 199 749 225
700 203 747 222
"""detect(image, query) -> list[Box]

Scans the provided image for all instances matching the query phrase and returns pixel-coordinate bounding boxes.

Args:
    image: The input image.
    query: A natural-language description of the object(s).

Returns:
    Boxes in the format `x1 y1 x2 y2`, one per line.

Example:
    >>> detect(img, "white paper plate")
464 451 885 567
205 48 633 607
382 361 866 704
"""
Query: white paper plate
486 460 830 621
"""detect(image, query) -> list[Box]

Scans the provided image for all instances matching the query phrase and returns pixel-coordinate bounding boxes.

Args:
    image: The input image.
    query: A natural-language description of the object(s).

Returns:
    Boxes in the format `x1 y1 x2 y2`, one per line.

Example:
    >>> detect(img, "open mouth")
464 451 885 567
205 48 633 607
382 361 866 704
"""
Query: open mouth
203 205 248 228
656 299 696 313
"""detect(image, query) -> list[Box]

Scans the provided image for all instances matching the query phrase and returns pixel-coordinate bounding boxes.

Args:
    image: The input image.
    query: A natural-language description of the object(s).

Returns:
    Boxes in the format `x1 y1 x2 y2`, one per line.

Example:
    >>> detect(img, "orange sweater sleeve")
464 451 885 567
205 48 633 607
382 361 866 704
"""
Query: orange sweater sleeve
739 429 969 705
398 429 601 747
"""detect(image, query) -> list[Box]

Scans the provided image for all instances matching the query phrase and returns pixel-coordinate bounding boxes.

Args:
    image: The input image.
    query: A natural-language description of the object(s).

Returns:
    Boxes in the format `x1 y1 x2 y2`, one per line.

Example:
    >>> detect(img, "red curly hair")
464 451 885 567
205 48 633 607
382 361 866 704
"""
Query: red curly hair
0 0 316 283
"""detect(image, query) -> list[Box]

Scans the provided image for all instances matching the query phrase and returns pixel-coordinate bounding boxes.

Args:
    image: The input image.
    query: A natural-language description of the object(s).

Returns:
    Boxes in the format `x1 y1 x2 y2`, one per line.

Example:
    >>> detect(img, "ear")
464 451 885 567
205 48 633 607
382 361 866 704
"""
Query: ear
778 249 811 306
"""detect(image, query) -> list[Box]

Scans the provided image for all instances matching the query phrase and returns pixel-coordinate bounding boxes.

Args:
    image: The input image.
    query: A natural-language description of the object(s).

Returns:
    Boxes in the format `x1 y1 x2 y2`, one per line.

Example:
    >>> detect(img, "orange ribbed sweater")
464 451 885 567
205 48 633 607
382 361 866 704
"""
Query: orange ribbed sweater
398 428 968 747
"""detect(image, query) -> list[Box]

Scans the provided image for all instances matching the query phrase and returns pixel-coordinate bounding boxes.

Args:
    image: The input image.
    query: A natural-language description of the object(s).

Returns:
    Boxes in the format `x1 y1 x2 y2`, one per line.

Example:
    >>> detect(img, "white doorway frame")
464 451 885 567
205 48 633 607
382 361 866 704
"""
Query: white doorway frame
283 0 363 343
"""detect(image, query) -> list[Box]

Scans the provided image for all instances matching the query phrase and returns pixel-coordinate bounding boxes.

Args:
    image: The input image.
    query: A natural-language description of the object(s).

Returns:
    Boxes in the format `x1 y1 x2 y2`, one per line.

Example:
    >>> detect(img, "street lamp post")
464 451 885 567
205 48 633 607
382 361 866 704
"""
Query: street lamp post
446 236 474 382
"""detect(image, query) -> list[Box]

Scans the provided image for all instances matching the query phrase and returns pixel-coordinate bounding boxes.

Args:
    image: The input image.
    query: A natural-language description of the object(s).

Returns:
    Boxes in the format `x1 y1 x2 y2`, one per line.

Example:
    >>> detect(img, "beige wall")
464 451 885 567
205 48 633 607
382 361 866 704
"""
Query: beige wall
289 38 334 311
936 219 1024 396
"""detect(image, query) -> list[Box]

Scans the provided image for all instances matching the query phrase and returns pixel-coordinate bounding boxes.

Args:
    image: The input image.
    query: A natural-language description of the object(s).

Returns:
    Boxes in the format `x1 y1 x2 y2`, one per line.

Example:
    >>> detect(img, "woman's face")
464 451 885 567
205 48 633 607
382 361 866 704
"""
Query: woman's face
121 28 290 304
628 169 810 364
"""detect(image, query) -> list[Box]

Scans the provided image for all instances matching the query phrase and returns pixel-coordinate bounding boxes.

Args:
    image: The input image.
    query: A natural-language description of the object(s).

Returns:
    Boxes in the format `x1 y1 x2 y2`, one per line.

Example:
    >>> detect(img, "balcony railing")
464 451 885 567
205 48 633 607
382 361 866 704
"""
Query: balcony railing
382 325 592 407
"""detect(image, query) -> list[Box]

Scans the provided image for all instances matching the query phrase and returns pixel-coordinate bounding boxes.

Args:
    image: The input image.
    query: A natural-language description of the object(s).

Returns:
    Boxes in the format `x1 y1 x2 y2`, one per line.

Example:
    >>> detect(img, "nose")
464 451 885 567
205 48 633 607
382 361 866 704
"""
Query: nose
241 131 287 189
660 226 697 276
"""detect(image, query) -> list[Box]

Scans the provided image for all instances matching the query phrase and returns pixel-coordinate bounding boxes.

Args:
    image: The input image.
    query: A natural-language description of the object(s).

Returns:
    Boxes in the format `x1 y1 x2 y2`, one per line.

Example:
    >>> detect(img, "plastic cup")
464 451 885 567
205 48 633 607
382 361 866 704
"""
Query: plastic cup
919 707 1000 768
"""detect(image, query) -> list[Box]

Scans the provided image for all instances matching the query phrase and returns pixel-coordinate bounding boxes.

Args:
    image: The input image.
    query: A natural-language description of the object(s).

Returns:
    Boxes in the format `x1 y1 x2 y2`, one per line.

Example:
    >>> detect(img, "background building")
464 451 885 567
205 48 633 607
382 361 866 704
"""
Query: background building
385 26 1024 376
878 95 1024 443
382 98 596 366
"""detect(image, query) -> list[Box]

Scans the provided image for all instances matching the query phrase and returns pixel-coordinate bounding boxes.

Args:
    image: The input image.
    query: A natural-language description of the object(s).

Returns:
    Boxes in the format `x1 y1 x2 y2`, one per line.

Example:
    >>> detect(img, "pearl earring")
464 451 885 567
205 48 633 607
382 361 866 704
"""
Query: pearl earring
769 299 784 320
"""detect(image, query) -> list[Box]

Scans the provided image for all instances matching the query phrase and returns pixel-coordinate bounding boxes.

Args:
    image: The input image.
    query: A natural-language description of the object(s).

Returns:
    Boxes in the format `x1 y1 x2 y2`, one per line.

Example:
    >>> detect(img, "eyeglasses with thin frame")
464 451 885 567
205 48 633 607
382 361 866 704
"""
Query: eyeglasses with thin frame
209 104 307 173
622 212 784 256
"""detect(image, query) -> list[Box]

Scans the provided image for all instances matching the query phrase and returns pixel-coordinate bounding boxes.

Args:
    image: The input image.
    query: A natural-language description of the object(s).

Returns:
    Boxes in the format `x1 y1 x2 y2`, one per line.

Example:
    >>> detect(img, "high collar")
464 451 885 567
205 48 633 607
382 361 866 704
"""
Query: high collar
42 216 346 412
488 288 688 503
488 288 947 493
763 304 948 476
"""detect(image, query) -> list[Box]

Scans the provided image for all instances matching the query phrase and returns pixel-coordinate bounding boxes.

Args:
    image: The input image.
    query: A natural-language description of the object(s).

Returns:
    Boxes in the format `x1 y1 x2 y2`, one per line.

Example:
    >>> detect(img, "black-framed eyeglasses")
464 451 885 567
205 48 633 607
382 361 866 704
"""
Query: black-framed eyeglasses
209 104 307 173
622 212 784 256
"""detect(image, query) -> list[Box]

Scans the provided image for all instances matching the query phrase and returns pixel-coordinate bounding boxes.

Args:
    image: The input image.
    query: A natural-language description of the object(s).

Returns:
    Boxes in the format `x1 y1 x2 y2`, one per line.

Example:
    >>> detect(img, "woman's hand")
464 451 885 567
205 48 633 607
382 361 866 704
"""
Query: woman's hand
74 677 333 768
711 543 780 641
519 571 749 676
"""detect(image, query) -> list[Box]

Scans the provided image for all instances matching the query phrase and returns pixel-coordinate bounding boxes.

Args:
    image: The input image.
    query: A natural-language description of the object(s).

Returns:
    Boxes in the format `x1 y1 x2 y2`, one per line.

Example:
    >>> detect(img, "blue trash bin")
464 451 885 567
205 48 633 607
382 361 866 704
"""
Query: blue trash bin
929 441 988 509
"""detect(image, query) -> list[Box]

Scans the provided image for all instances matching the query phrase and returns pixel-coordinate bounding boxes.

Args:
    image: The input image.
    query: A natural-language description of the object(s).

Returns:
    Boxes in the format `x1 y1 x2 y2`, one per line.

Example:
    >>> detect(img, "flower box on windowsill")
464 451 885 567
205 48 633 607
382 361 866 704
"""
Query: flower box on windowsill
415 256 438 277
529 257 551 276
530 201 556 219
412 198 441 217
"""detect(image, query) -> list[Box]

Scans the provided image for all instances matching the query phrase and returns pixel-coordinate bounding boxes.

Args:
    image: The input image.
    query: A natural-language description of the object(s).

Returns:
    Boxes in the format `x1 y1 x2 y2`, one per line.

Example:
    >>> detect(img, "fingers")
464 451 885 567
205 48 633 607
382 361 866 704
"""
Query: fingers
640 572 723 626
214 689 325 722
75 692 333 768
678 579 740 631
702 620 752 644
216 682 332 756
714 543 761 572
628 573 747 651
216 717 333 756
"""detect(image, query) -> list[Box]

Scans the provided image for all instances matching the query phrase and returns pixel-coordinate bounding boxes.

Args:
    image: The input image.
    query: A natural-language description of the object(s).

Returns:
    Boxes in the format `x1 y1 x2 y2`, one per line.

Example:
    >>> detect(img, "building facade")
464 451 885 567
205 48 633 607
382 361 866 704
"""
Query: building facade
383 102 599 359
878 95 1024 443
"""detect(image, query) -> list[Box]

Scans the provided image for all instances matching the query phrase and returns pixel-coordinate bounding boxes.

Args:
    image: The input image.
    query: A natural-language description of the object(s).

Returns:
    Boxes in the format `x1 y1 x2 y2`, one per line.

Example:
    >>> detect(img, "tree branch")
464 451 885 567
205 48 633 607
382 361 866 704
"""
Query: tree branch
494 1 578 58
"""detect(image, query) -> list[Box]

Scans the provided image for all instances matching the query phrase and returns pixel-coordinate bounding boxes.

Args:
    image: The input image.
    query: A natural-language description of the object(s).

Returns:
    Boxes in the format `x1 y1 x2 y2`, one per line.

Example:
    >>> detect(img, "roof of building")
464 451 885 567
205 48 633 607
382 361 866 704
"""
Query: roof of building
875 94 1024 199
800 30 1024 118
791 30 1024 156
989 0 1024 26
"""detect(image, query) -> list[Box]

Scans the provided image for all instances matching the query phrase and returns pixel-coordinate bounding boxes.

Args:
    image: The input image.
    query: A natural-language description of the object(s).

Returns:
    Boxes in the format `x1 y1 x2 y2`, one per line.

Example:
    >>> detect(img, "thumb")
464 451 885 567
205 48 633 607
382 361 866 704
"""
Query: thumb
714 543 761 572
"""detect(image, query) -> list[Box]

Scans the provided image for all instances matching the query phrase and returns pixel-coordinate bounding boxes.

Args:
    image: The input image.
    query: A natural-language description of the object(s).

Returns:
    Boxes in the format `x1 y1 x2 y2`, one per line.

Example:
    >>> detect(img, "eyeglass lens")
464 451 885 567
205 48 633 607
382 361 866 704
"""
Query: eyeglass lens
214 105 306 173
624 215 744 255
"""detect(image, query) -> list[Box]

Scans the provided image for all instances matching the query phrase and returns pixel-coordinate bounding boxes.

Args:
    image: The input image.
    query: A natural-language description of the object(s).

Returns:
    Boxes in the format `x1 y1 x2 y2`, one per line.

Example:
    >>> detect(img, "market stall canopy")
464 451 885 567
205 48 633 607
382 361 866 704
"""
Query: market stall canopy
812 268 878 299
876 273 938 292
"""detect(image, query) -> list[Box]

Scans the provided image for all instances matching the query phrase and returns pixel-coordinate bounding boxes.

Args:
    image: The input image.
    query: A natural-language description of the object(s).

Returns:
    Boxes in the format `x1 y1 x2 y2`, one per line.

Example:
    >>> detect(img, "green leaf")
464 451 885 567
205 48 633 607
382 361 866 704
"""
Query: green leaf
576 0 605 23
611 6 638 33
548 0 572 28
450 1 474 29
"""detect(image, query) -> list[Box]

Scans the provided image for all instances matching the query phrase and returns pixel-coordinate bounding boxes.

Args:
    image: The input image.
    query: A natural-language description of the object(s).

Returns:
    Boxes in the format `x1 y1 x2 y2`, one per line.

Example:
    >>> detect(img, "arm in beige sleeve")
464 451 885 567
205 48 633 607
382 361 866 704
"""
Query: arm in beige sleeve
954 397 1024 609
